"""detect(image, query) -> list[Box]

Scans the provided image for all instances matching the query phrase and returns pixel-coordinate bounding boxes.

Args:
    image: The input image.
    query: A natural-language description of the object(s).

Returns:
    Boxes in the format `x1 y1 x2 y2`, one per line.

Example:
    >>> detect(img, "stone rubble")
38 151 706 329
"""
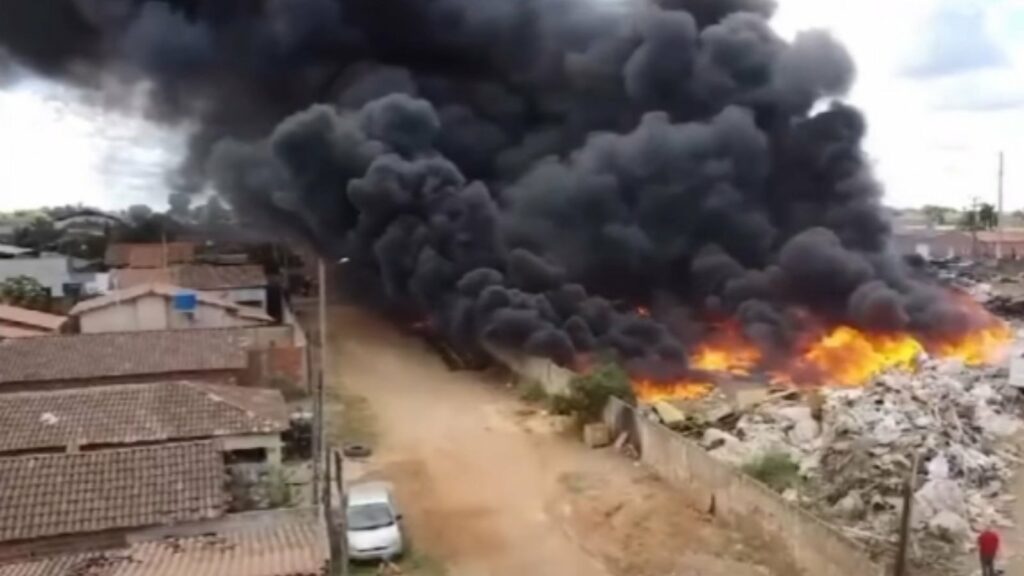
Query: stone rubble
695 357 1024 558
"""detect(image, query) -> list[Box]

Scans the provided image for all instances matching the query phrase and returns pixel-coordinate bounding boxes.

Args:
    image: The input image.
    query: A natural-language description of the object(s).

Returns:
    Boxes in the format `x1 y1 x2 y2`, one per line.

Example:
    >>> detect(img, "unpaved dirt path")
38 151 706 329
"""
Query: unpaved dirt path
327 306 789 576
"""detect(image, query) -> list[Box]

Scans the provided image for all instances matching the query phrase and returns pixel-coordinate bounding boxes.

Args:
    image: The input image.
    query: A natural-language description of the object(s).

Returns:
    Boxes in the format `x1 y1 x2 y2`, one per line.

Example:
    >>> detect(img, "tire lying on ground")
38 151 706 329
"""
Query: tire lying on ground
343 443 373 458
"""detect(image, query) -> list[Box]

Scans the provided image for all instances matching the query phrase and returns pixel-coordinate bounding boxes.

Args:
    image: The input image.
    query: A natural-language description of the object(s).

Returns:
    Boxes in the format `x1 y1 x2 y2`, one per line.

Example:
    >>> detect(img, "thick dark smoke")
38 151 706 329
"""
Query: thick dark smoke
0 0 988 378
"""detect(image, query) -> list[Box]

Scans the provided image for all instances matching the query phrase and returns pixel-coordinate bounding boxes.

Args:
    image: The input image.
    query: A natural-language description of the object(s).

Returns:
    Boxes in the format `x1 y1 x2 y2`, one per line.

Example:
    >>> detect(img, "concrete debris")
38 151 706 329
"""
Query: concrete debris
929 510 971 542
652 401 686 428
693 357 1024 558
583 422 612 449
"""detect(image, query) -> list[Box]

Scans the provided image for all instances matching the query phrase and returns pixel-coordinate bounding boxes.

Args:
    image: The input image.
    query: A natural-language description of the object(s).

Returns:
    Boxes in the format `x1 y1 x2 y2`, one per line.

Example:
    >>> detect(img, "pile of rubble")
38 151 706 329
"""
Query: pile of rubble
690 358 1024 558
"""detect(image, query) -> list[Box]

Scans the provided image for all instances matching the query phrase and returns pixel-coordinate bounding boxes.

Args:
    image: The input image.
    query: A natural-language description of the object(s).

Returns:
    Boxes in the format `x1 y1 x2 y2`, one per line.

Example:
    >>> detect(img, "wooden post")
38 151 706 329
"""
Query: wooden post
894 452 920 576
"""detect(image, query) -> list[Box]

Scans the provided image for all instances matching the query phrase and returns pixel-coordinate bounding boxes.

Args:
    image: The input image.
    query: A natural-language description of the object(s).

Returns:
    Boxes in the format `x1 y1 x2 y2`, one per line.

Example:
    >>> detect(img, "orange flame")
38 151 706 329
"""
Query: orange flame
690 323 761 376
629 296 1013 402
781 326 925 387
633 378 714 402
928 322 1013 365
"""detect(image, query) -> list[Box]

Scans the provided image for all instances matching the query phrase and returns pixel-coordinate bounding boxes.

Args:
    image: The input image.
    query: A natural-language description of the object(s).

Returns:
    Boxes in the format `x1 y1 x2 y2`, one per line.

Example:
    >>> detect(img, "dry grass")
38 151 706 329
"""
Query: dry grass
325 383 378 448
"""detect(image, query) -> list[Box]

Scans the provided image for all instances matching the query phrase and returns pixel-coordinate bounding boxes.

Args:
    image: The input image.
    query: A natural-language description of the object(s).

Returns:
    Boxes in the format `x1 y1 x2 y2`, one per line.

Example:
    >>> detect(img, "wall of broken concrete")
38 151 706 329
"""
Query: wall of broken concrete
485 345 574 397
602 397 886 576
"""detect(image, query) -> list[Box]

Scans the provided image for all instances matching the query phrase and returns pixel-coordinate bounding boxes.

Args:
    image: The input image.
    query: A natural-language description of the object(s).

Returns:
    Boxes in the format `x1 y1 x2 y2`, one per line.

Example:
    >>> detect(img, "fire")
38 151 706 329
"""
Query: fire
629 303 1013 403
929 322 1012 365
633 378 714 402
787 326 925 387
689 323 761 376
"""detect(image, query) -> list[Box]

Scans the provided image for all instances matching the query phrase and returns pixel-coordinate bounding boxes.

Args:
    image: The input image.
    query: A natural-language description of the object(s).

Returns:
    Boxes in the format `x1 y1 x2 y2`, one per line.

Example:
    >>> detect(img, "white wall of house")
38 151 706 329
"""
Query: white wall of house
205 287 268 311
220 433 284 466
78 294 267 333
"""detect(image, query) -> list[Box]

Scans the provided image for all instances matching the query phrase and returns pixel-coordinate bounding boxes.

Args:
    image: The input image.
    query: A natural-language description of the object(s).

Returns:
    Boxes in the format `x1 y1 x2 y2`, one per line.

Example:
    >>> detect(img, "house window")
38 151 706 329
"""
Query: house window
225 447 268 464
62 283 82 299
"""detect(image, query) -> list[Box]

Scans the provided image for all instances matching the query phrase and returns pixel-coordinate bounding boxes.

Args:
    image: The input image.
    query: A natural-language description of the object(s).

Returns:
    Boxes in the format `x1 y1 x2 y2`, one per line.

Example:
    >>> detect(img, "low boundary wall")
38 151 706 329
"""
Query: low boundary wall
485 345 574 397
602 397 886 576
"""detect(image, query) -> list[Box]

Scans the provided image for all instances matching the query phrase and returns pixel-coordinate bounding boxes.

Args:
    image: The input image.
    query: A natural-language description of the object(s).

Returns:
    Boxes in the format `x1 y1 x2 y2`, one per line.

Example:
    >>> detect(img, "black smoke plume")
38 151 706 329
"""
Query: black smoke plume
0 0 988 378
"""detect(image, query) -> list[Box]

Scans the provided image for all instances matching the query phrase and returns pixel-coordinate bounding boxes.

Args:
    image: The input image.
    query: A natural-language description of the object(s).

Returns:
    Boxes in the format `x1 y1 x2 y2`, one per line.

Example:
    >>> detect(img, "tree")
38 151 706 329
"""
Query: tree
978 203 999 230
0 276 49 310
12 216 60 250
958 209 980 232
921 205 953 227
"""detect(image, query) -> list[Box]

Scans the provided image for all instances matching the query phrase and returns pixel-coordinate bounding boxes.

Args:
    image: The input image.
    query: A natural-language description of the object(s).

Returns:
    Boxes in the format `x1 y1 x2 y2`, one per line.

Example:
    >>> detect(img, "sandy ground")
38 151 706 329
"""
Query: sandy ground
325 305 794 576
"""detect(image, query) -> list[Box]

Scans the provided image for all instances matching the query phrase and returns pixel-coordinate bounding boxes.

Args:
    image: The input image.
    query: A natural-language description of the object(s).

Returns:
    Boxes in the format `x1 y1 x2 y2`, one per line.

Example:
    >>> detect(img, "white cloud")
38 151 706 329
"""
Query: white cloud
0 0 1020 213
775 0 1024 210
0 72 186 211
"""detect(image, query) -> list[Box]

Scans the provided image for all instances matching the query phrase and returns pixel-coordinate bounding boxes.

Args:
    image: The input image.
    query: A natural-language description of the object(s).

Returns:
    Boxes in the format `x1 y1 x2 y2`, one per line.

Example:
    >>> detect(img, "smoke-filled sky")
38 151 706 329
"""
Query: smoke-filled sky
0 0 1021 212
0 0 1015 378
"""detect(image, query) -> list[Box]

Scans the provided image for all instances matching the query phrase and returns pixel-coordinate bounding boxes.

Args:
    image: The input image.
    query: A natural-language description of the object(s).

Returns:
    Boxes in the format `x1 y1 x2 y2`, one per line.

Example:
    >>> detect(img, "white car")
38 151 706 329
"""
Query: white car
345 481 404 561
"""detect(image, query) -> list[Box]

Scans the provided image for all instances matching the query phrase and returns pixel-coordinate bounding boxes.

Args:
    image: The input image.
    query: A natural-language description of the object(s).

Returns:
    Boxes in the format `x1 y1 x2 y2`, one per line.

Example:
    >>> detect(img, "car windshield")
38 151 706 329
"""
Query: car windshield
347 503 394 531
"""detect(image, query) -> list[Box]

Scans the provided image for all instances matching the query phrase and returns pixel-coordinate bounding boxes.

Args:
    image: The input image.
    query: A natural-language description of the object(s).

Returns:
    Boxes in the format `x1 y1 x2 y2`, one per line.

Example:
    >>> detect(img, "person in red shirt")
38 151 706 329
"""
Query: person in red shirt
978 529 1000 576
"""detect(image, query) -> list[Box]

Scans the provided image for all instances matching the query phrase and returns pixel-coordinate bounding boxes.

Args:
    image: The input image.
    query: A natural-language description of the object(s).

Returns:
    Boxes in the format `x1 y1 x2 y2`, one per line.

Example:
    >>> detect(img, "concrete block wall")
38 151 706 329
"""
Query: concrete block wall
485 345 574 397
603 397 887 576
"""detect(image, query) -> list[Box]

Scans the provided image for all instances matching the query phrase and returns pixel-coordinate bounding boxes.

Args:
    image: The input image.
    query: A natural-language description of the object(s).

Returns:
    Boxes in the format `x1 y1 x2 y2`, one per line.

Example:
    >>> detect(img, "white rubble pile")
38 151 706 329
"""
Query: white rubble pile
702 358 1024 553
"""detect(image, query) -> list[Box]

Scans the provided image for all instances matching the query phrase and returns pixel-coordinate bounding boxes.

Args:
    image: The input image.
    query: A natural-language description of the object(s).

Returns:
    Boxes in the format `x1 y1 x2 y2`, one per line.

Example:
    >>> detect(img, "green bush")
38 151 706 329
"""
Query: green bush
742 452 801 493
565 362 634 423
518 381 548 404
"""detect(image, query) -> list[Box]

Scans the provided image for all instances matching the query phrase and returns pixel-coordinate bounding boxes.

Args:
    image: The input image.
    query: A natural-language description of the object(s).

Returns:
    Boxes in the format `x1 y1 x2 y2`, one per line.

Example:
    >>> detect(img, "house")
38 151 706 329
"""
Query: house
0 509 328 576
0 244 35 259
974 230 1024 259
0 304 66 339
891 229 974 260
105 242 197 268
0 256 99 300
0 441 228 559
0 329 253 391
0 381 289 463
112 264 269 311
892 229 1024 260
70 283 273 333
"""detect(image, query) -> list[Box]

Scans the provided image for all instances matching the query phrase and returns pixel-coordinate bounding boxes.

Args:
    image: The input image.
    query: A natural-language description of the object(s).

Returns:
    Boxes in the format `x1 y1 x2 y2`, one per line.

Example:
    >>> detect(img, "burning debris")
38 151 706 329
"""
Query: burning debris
0 0 1010 389
648 350 1024 567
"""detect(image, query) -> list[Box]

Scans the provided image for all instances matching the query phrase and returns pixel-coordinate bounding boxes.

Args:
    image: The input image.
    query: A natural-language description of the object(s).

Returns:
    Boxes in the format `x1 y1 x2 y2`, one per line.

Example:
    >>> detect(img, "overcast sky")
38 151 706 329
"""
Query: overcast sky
0 0 1021 212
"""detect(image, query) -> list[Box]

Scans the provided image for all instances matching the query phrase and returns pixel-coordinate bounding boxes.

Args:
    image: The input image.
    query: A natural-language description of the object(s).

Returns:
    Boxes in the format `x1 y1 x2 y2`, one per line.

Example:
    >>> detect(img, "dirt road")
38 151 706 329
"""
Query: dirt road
327 306 791 576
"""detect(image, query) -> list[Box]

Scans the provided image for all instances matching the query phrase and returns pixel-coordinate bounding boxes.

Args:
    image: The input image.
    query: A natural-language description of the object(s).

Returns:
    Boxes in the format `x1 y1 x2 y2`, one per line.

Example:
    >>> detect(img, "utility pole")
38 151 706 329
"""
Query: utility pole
997 151 1005 259
970 196 980 259
313 257 328 506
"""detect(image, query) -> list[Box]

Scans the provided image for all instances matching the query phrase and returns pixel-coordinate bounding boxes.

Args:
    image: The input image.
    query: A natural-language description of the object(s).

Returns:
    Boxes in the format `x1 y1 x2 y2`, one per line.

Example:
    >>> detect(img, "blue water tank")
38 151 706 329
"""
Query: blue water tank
172 292 198 311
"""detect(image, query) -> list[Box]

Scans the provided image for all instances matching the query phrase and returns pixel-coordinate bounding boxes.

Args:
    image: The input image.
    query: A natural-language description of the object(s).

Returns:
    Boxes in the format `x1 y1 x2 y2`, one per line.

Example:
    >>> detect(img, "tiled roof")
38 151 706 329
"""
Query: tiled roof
976 230 1024 243
0 512 326 576
0 326 49 339
177 265 267 290
0 329 251 386
69 284 273 322
105 243 196 268
0 381 288 454
0 305 66 332
113 265 268 291
0 245 33 257
0 442 227 542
